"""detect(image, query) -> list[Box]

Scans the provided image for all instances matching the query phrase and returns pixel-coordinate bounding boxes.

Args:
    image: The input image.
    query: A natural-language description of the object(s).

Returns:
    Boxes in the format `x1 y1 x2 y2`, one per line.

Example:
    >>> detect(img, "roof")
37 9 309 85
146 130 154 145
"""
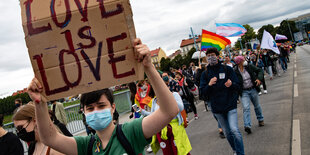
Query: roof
168 50 181 58
180 35 202 47
150 48 161 57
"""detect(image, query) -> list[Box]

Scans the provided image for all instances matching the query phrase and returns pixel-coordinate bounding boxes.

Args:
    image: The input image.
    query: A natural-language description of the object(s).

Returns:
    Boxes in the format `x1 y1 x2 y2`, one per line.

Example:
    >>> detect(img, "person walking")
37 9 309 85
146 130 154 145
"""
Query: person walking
175 72 199 120
50 100 68 126
261 49 273 80
13 104 64 155
234 56 265 134
200 48 244 155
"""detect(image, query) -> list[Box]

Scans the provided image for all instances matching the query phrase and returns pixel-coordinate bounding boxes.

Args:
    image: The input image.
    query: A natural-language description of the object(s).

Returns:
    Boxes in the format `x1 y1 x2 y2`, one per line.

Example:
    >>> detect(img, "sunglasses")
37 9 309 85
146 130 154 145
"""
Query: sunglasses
16 121 31 133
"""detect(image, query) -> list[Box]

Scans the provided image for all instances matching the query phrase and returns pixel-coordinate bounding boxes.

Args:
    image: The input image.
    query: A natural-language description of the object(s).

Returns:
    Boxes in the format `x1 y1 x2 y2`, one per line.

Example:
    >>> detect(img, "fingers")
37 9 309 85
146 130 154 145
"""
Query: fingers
133 38 142 46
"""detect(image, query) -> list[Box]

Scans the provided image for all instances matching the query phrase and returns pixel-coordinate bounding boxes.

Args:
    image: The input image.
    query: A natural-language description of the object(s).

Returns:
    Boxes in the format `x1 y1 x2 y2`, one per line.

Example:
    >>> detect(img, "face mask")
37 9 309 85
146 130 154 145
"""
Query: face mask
17 128 35 142
163 76 169 82
251 56 256 60
243 61 248 66
263 53 267 55
15 104 21 108
86 108 112 131
207 56 218 66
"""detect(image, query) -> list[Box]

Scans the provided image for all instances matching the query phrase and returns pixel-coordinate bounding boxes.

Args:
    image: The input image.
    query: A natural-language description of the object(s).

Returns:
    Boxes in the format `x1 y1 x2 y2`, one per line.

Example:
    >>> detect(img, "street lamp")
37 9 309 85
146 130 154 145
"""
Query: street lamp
286 19 294 42
190 27 201 64
238 38 244 51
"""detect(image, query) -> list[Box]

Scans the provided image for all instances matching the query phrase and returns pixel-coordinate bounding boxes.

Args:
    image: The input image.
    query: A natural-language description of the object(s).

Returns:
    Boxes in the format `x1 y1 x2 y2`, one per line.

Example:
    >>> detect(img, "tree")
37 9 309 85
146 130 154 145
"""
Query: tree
171 54 184 69
183 47 198 66
257 24 276 41
160 57 171 72
234 24 257 49
276 20 299 41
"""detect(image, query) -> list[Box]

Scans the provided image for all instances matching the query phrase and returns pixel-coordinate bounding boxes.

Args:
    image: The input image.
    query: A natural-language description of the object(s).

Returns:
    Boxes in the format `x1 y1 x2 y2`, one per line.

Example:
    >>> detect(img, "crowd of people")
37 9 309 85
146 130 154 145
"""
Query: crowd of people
0 39 295 155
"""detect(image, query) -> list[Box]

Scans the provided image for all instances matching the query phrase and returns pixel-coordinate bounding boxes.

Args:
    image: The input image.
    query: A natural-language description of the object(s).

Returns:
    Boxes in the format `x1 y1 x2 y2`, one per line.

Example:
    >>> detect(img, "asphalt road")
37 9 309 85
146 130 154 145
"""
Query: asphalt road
146 45 310 155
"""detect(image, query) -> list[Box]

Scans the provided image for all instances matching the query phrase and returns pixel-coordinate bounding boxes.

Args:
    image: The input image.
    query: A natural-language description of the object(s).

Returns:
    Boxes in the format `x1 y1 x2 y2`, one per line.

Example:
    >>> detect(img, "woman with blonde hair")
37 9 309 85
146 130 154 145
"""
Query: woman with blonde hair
13 104 64 155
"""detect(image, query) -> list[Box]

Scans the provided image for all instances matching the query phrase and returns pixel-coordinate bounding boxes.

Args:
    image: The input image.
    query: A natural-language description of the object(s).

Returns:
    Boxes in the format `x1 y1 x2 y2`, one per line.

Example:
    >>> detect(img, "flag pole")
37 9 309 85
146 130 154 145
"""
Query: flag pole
190 27 201 64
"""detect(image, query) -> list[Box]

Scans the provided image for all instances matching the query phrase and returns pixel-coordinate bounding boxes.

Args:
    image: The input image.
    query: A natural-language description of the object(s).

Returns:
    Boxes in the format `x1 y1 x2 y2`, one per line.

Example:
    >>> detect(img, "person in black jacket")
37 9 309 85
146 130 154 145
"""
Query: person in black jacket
200 48 244 155
0 114 24 155
234 56 265 135
175 71 199 120
261 49 273 80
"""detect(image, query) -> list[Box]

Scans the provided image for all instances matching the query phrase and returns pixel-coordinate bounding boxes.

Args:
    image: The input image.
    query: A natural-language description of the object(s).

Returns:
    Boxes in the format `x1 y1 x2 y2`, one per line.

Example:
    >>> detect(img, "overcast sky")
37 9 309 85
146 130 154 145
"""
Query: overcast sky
0 0 310 98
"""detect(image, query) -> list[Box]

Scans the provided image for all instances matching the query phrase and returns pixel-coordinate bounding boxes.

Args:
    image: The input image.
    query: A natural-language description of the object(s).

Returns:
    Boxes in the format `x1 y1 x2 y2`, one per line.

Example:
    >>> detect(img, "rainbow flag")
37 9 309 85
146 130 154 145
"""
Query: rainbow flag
201 29 231 51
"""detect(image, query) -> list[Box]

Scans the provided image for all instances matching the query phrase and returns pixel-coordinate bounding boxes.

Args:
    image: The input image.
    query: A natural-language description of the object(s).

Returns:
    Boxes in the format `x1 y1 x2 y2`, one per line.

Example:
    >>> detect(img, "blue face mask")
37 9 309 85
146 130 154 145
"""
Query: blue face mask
163 76 169 82
85 108 112 131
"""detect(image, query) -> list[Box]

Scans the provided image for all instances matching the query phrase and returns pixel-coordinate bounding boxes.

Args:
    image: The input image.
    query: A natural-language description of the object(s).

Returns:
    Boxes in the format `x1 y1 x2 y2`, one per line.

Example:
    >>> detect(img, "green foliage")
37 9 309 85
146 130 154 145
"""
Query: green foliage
276 20 299 41
234 24 257 49
0 93 31 115
257 24 276 41
171 54 184 69
160 57 171 72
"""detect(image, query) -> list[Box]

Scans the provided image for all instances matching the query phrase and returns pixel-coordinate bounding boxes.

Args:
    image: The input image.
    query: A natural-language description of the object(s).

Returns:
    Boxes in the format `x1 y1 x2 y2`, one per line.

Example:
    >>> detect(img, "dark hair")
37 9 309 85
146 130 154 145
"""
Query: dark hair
175 71 183 78
15 98 22 104
206 47 219 56
0 114 3 127
80 89 114 107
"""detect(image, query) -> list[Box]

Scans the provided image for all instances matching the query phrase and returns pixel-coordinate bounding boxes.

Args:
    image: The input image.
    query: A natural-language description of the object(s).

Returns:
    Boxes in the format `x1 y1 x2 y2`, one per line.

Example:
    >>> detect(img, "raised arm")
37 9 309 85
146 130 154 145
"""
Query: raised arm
133 38 179 139
27 78 77 155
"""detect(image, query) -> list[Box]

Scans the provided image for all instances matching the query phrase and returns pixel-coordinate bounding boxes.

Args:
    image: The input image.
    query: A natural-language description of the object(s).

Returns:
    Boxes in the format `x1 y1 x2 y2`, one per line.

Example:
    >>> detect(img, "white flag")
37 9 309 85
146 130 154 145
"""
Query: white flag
261 30 280 54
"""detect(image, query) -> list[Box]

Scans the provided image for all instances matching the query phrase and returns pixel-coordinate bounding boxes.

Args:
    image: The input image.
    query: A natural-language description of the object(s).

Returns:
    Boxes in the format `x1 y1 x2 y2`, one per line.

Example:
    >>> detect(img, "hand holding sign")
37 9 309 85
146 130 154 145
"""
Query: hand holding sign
133 38 152 68
21 0 144 100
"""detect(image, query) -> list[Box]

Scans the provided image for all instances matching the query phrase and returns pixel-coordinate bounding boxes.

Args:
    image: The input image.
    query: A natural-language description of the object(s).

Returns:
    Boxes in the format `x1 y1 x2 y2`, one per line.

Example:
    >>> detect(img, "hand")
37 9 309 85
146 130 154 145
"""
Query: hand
27 77 45 104
225 79 232 88
208 77 217 86
255 79 261 86
133 38 152 68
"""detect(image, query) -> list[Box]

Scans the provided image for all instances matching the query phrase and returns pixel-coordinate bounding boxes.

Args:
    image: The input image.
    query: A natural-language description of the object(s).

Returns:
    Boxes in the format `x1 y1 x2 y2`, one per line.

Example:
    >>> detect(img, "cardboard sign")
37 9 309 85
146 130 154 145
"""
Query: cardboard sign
20 0 144 100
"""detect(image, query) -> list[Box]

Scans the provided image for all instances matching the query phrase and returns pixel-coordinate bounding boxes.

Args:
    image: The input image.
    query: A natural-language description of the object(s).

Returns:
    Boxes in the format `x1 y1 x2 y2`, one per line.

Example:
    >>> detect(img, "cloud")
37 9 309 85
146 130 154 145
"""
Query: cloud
0 0 310 96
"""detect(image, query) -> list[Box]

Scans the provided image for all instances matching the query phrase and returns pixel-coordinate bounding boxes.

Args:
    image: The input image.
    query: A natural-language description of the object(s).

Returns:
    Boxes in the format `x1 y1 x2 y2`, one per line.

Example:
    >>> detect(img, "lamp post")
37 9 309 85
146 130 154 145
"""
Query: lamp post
238 38 244 51
286 19 294 42
190 27 201 64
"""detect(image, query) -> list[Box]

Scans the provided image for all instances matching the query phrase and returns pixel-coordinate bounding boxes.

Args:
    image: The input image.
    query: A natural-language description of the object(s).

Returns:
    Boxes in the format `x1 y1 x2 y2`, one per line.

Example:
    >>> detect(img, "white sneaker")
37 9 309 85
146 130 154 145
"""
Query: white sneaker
146 146 153 153
264 90 268 94
258 92 262 95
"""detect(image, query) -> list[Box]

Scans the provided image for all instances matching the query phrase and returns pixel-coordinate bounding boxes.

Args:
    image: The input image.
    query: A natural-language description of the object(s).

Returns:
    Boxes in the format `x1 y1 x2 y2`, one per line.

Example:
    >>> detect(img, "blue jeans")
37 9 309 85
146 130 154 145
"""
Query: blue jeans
205 101 222 129
214 109 244 155
279 57 287 71
241 88 264 128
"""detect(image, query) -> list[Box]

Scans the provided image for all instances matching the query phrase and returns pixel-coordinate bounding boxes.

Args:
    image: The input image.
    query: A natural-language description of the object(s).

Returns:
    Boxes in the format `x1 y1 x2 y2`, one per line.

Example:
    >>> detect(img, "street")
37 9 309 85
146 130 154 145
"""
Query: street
147 45 310 155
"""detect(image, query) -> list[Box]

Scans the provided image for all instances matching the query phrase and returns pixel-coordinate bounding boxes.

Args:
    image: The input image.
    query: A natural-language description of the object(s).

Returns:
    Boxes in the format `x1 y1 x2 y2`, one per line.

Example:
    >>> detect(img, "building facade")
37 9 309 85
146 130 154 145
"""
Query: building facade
150 48 167 69
290 13 310 40
180 35 201 56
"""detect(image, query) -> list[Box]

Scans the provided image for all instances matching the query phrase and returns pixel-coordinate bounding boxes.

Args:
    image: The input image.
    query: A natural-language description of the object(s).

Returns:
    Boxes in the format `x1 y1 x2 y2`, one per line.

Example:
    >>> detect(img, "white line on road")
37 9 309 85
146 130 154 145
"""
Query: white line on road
292 119 301 155
294 71 297 77
294 84 299 97
294 64 297 68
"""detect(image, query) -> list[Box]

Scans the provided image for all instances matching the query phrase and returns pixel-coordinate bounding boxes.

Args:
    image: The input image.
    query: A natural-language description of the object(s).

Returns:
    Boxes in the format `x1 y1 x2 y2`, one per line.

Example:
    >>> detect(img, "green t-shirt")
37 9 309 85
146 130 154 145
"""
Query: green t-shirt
74 117 151 155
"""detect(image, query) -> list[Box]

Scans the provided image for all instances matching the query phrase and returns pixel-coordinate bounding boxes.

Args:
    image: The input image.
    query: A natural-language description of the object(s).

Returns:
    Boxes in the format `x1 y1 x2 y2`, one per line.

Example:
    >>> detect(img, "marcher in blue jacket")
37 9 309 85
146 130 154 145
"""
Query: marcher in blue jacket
200 48 244 155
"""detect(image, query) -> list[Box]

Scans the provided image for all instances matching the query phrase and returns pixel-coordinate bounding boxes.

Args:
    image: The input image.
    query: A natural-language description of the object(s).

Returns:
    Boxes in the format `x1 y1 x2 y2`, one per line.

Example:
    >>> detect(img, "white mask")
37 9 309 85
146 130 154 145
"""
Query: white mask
243 61 248 66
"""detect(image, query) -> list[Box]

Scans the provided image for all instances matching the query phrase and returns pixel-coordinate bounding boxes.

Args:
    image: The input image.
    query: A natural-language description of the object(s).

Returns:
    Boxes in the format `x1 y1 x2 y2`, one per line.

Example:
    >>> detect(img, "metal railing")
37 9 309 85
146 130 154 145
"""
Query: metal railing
3 90 131 154
3 89 131 134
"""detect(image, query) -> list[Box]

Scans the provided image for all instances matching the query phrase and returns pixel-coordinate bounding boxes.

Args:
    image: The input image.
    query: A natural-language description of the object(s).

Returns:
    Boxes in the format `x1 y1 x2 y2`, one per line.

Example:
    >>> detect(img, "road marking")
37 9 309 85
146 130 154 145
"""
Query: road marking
294 64 297 68
294 84 298 97
292 119 301 155
294 71 297 77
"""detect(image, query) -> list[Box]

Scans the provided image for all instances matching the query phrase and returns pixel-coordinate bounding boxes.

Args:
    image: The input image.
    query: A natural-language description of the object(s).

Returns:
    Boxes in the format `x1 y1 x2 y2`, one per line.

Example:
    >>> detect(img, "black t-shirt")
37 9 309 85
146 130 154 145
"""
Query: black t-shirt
0 132 24 155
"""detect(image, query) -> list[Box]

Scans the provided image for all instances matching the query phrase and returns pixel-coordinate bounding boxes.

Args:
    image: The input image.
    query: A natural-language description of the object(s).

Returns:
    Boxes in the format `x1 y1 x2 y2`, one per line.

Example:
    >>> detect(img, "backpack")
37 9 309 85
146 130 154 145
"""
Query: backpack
87 124 135 155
